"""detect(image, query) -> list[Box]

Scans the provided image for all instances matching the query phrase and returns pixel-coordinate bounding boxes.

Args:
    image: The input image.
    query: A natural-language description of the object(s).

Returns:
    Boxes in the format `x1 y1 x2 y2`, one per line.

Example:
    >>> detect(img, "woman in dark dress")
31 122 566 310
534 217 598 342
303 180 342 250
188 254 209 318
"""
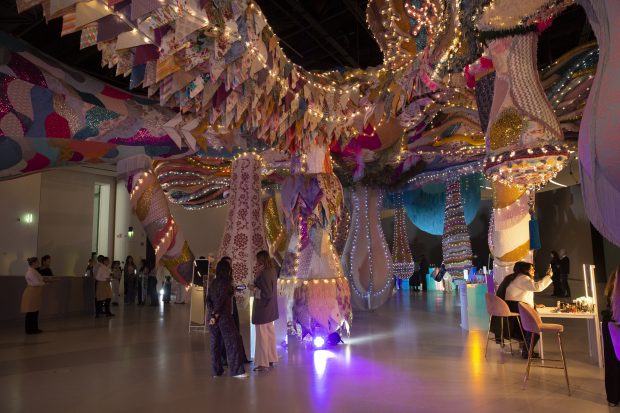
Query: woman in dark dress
602 266 620 406
207 260 246 377
219 256 251 365
124 256 137 304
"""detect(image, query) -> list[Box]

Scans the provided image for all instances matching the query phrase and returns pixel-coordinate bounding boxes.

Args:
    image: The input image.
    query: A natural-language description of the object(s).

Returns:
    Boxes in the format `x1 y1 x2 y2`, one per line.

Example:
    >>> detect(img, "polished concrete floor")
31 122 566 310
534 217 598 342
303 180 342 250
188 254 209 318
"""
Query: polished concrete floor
0 290 612 413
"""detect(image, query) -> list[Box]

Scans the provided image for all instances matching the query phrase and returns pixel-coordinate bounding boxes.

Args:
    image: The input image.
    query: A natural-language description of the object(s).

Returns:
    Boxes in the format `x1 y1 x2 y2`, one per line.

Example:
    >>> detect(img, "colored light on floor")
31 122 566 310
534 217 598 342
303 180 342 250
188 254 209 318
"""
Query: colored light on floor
313 336 325 348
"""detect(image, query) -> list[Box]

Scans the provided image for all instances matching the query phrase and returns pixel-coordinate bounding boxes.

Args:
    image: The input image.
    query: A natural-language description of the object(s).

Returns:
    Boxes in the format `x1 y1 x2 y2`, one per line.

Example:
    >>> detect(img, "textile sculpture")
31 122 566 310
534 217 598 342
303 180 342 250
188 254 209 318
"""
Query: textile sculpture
154 158 231 210
342 187 394 310
488 182 532 283
217 152 268 308
576 0 620 247
11 0 452 152
118 155 194 284
442 178 472 276
477 0 570 280
482 32 568 189
0 33 194 181
278 166 352 336
391 192 415 280
331 206 351 256
263 195 287 263
403 173 482 236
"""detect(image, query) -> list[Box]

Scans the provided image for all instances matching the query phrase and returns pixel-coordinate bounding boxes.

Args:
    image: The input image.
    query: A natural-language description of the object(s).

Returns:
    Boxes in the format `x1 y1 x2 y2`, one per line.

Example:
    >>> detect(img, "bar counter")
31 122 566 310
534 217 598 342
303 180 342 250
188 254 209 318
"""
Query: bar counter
0 275 95 322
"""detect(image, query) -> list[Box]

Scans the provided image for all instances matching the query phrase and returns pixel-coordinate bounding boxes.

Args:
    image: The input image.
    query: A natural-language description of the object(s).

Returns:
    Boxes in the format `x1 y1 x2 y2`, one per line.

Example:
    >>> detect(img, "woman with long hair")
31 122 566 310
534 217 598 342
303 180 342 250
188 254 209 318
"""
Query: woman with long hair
495 261 552 358
602 266 620 406
137 259 149 306
207 259 246 377
251 250 279 371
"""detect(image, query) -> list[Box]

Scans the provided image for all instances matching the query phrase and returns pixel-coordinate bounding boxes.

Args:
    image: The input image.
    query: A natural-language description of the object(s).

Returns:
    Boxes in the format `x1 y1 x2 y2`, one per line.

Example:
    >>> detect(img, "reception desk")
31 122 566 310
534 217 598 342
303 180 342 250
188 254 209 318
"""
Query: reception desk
0 275 95 322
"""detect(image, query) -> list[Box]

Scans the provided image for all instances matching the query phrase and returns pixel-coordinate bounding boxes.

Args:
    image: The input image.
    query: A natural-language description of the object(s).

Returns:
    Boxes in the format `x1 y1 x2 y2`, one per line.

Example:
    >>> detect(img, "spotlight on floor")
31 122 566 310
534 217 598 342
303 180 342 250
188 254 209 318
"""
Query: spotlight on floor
313 336 325 349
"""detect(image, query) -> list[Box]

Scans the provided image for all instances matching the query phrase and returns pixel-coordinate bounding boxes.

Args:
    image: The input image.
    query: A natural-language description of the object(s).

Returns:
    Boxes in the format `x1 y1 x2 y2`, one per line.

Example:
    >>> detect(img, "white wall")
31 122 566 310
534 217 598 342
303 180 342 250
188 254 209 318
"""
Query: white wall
37 170 116 276
0 174 41 275
0 168 233 276
113 181 149 266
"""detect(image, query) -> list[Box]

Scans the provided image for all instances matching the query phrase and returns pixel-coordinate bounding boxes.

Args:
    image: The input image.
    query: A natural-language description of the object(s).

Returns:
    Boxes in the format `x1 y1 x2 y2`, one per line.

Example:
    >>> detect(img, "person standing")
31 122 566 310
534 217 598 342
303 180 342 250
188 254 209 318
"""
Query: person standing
95 257 114 317
173 277 186 304
419 254 429 292
251 250 279 371
137 259 149 306
441 263 453 293
158 265 172 304
602 266 620 406
559 249 571 297
147 267 159 307
549 251 561 296
221 256 251 364
21 257 49 334
38 255 54 277
110 261 122 306
410 259 420 292
207 260 247 378
123 256 137 304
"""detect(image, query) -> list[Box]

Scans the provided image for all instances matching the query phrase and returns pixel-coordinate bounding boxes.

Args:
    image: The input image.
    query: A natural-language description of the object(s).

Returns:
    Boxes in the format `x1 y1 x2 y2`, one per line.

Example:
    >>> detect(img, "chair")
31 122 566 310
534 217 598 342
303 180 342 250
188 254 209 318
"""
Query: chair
484 293 526 358
518 303 571 396
609 322 620 361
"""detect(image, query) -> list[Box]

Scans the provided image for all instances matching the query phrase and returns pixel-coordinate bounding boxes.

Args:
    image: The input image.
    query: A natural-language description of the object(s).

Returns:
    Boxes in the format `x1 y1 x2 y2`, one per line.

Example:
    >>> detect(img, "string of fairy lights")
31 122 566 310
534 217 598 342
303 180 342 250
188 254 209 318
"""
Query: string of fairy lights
442 178 472 274
391 192 415 279
347 187 393 303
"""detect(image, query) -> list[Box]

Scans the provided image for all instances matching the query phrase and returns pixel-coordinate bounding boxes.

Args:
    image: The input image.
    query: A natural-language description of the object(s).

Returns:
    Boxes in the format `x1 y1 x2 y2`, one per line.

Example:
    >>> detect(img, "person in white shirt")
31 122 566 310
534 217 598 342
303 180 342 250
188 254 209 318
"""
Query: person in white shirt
21 257 49 334
498 261 552 358
441 264 453 293
95 256 115 318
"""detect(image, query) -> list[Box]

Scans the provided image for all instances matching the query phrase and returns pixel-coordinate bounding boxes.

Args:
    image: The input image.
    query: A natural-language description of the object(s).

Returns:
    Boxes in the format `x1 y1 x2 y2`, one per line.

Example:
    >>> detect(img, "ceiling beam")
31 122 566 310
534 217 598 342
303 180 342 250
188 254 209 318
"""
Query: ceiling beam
341 0 374 38
280 9 350 40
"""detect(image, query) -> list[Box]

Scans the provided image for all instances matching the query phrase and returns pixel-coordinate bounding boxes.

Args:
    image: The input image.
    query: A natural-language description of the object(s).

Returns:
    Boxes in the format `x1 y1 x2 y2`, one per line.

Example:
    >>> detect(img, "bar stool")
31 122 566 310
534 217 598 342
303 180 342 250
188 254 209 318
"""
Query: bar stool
484 293 526 358
518 303 571 396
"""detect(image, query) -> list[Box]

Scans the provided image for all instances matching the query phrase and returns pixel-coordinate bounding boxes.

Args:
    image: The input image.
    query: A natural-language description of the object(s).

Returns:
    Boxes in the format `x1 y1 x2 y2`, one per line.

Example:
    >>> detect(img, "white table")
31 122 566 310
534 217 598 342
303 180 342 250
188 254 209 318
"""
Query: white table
536 307 603 368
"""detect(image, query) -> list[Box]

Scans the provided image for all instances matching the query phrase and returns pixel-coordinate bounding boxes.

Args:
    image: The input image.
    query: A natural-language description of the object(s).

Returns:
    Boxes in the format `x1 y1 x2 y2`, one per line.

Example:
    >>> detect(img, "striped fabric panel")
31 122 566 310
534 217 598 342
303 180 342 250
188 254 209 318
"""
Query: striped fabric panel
61 12 77 37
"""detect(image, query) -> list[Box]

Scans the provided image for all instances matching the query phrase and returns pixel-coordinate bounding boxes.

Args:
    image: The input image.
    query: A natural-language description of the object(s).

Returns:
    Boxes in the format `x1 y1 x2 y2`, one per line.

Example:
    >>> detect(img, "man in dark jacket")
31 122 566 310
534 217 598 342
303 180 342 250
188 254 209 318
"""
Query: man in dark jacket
559 249 571 297
419 255 429 292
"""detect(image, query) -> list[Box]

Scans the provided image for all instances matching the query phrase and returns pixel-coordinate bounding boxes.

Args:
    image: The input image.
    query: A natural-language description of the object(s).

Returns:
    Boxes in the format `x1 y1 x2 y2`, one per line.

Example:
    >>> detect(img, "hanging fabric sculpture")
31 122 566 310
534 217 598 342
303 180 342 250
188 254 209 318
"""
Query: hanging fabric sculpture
278 150 352 337
118 155 194 284
576 0 620 247
331 205 351 256
263 195 287 264
218 153 268 308
391 192 415 280
479 19 569 189
476 0 570 281
403 174 482 235
442 178 472 276
342 187 394 310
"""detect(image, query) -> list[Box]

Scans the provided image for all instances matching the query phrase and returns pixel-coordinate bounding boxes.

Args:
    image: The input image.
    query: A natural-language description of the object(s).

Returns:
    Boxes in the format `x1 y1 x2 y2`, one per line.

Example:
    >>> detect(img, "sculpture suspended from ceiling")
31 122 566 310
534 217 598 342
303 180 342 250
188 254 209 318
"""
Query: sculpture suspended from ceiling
476 0 572 280
217 152 268 308
278 148 352 337
390 192 415 282
342 186 394 310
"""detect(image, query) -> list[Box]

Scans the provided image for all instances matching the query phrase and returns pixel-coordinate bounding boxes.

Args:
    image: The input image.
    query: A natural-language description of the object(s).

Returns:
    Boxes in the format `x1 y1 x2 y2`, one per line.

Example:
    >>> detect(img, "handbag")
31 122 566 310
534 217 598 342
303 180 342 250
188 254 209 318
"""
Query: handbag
434 267 446 282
